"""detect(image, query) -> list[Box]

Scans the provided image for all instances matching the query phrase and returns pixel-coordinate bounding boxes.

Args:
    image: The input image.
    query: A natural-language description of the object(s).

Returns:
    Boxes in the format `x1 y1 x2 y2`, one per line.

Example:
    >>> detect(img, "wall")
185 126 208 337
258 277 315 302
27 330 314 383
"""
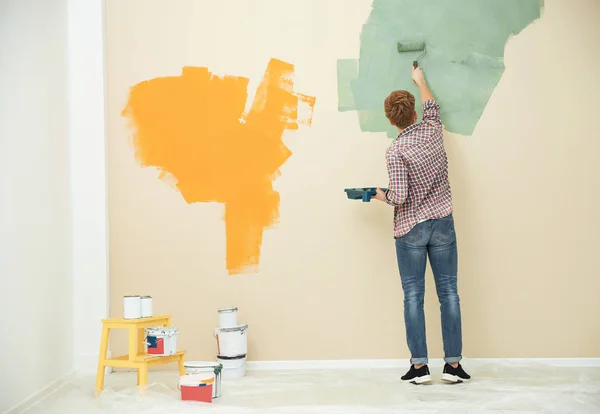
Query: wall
0 0 73 411
105 0 600 362
68 0 109 374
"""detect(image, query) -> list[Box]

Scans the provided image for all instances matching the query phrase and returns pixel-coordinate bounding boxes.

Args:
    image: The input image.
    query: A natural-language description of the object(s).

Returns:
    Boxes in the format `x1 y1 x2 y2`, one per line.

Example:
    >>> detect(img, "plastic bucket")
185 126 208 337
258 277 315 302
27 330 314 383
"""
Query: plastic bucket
179 374 214 403
214 324 247 357
145 327 178 356
217 354 247 379
183 361 223 398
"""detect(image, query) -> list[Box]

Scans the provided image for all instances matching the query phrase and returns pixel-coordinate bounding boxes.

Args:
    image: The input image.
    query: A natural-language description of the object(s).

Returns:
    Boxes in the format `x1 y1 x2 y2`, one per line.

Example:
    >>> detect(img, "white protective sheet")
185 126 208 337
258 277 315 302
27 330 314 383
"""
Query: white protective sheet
27 361 600 414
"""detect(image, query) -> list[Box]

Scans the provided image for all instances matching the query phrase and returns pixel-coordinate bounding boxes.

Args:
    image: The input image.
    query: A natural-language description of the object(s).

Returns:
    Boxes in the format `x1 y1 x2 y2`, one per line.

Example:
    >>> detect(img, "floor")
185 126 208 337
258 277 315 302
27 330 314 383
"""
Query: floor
27 361 600 413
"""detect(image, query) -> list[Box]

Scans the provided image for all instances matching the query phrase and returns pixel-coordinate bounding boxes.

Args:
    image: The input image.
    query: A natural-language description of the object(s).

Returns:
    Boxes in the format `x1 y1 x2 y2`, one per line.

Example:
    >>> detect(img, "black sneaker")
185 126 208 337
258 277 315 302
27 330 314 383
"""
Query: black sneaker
401 365 432 384
441 363 471 383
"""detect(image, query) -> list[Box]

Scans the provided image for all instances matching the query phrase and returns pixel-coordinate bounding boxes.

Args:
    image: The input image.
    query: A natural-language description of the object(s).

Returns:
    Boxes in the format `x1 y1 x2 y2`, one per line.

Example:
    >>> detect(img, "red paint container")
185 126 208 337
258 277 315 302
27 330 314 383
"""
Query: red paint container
179 374 214 403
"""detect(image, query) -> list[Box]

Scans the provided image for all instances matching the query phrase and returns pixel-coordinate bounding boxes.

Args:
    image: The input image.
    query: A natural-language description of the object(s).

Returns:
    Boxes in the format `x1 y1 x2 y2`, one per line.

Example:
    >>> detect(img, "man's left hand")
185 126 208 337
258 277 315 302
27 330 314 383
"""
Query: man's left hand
373 188 387 202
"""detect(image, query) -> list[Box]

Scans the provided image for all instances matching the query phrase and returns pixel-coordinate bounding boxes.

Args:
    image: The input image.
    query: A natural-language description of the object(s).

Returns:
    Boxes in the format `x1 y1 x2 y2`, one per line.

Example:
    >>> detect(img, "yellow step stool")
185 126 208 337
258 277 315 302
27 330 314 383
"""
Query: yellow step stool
95 314 186 393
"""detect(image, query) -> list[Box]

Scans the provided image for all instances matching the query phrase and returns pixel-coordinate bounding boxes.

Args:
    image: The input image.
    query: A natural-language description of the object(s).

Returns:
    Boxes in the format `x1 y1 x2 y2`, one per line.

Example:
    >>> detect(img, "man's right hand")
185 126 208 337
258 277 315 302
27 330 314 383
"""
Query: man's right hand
411 67 425 86
411 66 434 103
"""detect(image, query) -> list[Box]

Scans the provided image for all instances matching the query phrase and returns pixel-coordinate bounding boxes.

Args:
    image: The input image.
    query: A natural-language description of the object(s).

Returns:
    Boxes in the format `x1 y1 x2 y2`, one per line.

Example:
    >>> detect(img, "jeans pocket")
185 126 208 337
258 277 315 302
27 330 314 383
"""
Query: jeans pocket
431 216 456 246
397 223 427 247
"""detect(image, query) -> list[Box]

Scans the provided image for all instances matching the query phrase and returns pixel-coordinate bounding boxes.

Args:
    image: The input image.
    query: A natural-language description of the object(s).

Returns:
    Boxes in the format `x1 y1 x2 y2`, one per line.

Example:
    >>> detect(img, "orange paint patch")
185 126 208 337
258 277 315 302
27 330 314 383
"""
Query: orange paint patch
122 58 315 275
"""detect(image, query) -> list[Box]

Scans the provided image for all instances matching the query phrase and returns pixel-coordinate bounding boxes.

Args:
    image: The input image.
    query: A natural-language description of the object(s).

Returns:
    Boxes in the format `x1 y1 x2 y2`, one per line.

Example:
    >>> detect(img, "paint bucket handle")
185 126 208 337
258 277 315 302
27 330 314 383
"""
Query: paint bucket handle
213 329 221 355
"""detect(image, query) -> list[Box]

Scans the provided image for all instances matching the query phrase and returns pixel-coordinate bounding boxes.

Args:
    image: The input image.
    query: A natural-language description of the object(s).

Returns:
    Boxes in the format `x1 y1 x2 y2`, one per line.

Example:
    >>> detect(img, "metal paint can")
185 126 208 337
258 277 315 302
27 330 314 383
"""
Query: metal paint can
140 295 153 318
214 324 248 357
123 295 141 319
217 307 238 328
145 326 178 356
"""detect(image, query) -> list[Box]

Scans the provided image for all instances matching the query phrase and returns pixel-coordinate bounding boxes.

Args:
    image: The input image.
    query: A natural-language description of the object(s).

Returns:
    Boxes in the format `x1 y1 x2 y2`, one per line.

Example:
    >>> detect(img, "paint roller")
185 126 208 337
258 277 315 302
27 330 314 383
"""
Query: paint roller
397 42 427 68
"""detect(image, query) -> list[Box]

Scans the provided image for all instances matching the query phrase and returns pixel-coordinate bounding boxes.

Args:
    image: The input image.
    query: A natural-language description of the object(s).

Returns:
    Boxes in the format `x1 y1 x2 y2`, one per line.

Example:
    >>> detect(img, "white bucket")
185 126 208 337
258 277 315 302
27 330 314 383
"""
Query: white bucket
124 295 141 319
183 361 223 398
214 324 247 357
217 355 246 379
218 307 238 328
145 326 178 356
141 296 153 318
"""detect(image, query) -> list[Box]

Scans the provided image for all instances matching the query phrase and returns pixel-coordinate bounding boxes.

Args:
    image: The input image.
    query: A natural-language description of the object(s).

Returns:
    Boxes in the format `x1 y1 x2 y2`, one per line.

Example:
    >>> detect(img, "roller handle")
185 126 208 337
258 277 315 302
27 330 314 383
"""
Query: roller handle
413 60 418 68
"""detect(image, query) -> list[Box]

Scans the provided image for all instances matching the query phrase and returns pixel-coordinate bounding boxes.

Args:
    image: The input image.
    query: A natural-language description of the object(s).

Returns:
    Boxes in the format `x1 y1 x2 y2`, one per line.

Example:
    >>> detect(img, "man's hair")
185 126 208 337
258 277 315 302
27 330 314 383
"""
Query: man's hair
384 90 416 129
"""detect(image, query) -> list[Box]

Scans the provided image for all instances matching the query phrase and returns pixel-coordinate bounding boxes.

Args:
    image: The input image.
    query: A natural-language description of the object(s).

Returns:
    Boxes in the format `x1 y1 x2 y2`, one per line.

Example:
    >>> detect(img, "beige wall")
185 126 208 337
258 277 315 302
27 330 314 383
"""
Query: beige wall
106 0 600 361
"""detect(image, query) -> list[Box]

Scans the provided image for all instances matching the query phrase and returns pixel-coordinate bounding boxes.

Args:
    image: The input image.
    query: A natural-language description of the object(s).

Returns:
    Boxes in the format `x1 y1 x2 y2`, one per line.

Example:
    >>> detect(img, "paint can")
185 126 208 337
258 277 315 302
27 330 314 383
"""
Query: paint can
217 307 238 328
214 324 248 357
145 326 178 356
183 361 223 398
123 295 141 319
179 374 214 403
140 295 153 318
217 354 247 379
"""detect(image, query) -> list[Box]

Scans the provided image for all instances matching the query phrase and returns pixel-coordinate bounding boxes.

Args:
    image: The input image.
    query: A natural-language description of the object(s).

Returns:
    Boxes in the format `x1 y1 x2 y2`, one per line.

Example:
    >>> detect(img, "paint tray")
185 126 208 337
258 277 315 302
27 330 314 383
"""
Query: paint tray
344 187 387 202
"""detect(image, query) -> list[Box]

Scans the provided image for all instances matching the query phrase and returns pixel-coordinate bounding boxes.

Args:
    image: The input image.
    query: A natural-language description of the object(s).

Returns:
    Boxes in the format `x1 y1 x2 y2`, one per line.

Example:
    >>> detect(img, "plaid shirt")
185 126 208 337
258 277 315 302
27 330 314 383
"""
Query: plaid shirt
385 99 453 238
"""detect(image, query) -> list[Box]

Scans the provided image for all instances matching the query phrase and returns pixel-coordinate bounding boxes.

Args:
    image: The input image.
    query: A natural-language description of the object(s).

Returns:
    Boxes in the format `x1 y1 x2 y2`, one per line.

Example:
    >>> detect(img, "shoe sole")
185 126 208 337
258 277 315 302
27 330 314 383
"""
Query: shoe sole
403 374 432 385
441 373 470 384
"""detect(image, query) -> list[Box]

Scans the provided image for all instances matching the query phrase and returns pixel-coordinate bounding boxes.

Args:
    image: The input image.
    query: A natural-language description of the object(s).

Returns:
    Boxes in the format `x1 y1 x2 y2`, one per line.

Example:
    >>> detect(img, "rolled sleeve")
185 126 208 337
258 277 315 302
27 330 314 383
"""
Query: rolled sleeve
422 99 442 129
385 151 408 206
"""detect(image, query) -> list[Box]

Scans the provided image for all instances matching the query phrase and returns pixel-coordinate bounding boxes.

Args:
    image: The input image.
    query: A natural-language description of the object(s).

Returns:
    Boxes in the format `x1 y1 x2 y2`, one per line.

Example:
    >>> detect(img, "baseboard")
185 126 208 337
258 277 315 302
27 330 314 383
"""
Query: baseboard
246 359 407 371
4 370 74 414
245 357 600 371
493 358 600 367
72 354 600 373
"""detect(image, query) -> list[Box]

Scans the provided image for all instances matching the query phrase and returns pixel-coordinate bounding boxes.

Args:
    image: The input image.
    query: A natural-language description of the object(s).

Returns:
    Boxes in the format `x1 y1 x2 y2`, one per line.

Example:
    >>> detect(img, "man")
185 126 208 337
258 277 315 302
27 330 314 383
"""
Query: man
373 67 471 384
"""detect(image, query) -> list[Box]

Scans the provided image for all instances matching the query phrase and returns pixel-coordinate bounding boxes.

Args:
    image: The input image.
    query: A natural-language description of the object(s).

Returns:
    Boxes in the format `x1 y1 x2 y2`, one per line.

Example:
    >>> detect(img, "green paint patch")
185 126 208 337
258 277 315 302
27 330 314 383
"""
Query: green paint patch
337 59 358 111
337 0 544 137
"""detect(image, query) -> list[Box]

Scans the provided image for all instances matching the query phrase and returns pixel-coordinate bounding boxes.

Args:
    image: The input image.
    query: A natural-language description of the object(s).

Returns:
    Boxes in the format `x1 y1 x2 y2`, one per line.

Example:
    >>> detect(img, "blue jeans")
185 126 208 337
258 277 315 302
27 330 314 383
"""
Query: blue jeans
395 213 462 365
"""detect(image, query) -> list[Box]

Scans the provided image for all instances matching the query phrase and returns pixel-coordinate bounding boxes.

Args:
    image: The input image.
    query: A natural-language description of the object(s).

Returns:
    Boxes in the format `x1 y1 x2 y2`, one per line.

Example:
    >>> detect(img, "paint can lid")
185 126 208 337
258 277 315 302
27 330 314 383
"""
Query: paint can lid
216 323 248 332
124 295 141 298
141 295 152 299
218 307 238 313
